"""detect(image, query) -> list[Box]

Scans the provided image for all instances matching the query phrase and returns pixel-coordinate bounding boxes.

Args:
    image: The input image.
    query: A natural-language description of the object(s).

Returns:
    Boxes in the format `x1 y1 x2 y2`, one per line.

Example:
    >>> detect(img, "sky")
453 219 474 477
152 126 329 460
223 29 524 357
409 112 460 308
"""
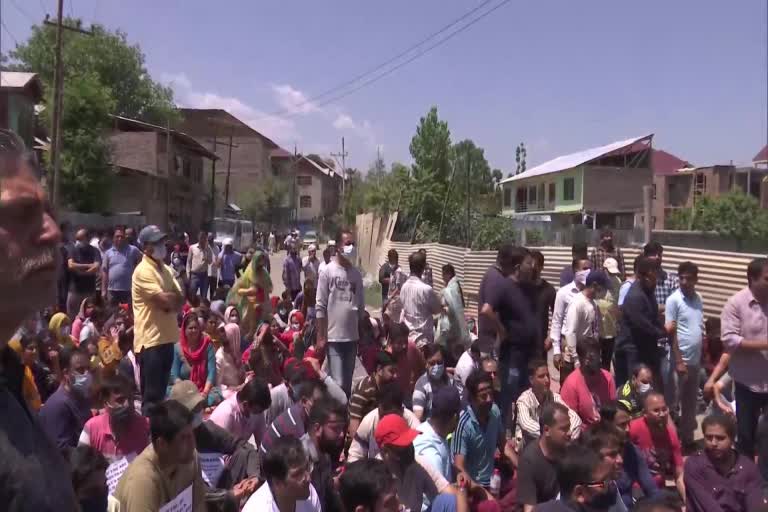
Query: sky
2 0 767 173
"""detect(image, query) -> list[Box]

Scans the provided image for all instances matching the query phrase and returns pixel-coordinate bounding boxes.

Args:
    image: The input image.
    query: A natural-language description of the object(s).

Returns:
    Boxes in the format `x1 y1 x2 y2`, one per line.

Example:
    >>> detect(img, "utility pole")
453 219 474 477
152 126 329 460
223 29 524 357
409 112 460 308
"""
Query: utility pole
166 119 173 231
208 132 238 211
43 9 93 211
331 137 348 219
466 144 471 248
293 144 298 225
209 132 217 222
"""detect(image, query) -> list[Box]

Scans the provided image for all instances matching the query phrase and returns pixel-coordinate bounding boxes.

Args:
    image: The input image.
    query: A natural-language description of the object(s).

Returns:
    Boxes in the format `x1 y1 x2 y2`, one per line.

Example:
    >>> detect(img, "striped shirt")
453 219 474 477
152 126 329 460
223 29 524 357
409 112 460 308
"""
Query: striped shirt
349 375 378 421
260 403 307 454
514 389 582 445
412 373 465 420
654 269 679 307
451 404 502 486
399 276 442 347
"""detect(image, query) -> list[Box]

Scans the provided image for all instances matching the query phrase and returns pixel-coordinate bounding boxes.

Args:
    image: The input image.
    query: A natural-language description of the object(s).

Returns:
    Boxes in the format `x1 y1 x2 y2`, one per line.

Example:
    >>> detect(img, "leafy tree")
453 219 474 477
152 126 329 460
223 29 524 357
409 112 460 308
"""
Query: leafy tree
242 176 289 227
341 168 366 226
515 142 527 175
11 20 176 123
43 73 115 212
692 193 768 241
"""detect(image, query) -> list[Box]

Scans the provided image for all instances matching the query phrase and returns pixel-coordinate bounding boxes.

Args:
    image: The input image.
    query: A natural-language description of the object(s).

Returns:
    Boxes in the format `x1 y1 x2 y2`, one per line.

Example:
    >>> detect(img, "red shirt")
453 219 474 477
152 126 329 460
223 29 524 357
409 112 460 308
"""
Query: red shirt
629 417 683 486
81 411 150 461
560 368 616 428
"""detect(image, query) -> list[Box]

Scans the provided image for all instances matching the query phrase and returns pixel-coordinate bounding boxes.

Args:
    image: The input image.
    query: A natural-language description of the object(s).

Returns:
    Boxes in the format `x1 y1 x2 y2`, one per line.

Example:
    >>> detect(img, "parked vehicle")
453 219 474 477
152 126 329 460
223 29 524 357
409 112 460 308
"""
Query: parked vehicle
213 217 253 251
301 230 319 249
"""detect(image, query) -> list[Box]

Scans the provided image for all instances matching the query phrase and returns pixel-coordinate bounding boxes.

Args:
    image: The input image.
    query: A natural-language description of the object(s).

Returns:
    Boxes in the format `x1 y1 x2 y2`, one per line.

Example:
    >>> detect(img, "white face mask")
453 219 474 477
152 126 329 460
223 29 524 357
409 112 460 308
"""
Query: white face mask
291 322 301 331
152 244 167 262
342 244 357 264
574 269 591 286
637 382 652 394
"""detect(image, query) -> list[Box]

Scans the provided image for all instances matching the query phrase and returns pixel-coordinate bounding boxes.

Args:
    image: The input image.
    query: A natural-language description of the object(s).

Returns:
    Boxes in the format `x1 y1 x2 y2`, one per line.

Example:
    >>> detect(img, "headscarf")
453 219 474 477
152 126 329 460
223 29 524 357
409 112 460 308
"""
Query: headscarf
223 323 242 362
224 306 239 325
227 249 273 317
48 313 74 348
179 312 212 392
288 310 305 329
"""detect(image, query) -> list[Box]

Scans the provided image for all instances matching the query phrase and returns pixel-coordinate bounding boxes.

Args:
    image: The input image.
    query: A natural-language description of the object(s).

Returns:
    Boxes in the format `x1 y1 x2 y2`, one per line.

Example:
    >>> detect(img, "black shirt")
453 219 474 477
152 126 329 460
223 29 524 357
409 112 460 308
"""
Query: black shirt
523 279 557 349
517 442 560 507
67 243 100 294
378 262 394 297
0 346 79 511
616 281 665 354
478 266 538 358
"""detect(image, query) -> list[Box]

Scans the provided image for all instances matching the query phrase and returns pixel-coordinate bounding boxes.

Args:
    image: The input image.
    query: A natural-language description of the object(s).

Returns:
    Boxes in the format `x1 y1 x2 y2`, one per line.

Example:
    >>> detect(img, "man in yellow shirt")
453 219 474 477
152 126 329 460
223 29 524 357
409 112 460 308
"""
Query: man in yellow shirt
132 225 184 413
115 399 207 512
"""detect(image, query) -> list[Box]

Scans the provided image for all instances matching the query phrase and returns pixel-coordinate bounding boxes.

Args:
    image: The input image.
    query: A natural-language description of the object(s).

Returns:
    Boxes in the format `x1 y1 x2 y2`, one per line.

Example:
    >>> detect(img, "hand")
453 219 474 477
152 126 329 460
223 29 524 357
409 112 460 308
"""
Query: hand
543 338 553 353
456 472 473 490
232 477 260 500
305 357 322 375
715 396 735 416
675 360 688 376
553 354 562 369
703 379 715 400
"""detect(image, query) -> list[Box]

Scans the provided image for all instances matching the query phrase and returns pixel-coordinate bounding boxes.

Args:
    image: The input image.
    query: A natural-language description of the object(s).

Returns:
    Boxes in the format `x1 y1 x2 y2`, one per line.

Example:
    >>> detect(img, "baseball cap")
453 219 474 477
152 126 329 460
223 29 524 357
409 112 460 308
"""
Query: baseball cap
431 386 462 418
169 380 205 412
375 414 420 448
603 257 620 275
586 269 610 289
138 225 167 246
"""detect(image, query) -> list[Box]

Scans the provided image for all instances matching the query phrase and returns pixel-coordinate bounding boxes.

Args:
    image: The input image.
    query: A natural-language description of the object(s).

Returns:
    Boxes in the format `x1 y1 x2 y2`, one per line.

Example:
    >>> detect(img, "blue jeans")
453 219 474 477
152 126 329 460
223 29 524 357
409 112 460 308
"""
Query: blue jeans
189 272 209 298
327 341 358 397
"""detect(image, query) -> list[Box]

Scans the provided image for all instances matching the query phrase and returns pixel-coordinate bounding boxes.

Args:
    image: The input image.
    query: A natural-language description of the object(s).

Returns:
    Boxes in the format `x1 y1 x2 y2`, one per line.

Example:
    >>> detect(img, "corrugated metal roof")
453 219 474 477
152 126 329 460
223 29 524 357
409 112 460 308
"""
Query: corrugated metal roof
754 144 768 164
0 71 39 89
500 134 653 184
110 115 219 161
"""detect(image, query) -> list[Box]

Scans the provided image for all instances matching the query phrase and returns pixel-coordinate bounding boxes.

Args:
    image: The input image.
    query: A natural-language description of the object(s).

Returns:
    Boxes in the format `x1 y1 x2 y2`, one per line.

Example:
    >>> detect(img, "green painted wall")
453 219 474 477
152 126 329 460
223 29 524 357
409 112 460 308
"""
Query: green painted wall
501 167 583 213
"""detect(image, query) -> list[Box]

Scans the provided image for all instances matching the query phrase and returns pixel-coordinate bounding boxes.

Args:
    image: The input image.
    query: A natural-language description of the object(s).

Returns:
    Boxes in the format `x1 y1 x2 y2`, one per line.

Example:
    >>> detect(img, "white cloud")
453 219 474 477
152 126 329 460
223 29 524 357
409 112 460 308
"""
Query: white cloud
333 114 355 130
271 84 319 115
159 72 191 90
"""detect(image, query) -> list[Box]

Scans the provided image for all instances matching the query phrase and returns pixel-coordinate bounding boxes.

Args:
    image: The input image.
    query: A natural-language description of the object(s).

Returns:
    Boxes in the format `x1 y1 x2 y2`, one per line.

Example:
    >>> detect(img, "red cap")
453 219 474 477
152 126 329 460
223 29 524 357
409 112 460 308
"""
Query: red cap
375 414 420 448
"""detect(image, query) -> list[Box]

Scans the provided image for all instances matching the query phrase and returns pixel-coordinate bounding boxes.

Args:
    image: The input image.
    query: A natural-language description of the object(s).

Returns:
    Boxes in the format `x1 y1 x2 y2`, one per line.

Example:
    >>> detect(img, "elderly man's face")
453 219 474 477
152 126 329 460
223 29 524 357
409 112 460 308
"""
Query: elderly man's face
0 156 61 321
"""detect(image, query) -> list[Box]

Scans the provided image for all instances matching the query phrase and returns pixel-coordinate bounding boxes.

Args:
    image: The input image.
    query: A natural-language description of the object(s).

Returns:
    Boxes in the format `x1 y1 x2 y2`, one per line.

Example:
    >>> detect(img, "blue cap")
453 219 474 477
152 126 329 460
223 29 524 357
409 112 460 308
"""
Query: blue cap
138 225 166 246
431 385 462 417
586 269 610 289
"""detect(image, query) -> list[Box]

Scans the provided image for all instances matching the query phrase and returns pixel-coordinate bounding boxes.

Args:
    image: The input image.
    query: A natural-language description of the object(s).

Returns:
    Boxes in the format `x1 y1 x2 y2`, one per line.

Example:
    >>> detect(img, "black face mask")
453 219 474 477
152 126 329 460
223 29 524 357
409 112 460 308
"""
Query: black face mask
109 403 134 424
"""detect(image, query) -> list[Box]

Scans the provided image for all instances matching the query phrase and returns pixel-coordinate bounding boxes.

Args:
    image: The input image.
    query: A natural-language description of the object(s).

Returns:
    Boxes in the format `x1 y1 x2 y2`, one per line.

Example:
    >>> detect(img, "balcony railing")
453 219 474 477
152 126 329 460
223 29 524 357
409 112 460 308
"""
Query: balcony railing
514 202 554 213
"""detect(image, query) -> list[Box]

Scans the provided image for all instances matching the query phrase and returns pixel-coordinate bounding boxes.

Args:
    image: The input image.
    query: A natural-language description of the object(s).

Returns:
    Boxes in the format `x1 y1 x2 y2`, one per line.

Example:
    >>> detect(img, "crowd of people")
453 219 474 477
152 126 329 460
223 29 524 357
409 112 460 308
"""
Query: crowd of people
1 128 768 512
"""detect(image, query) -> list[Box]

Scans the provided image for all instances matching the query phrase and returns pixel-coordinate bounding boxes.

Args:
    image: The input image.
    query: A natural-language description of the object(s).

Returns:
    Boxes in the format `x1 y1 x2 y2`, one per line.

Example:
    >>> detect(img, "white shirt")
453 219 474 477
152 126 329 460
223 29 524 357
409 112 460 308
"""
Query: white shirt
186 243 213 275
348 407 421 462
208 243 220 277
399 275 441 347
549 281 580 355
242 480 321 512
562 292 601 364
454 350 478 386
302 256 320 283
318 261 330 279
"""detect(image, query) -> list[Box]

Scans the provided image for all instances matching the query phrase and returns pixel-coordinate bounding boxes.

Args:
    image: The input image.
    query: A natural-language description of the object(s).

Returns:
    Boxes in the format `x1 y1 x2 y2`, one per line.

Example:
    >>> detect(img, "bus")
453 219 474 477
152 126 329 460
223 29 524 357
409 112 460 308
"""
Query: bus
212 217 253 251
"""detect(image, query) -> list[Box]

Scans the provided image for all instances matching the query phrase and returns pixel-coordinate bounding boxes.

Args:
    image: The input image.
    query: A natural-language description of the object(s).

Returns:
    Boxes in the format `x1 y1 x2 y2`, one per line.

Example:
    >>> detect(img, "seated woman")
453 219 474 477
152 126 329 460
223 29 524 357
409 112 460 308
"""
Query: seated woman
224 305 241 326
217 323 245 399
277 310 305 354
243 321 287 387
170 311 222 408
49 312 76 350
71 295 100 342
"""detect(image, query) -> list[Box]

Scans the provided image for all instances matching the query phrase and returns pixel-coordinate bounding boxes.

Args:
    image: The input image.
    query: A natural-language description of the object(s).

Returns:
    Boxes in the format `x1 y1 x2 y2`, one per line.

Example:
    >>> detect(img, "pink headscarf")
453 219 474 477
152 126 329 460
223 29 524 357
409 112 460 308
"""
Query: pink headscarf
224 323 242 362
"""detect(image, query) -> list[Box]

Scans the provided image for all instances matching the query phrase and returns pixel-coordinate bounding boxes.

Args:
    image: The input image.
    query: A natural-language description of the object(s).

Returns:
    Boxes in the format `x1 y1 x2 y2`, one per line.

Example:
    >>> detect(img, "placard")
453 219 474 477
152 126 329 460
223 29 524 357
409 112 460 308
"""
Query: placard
199 452 226 487
106 452 137 496
159 484 193 512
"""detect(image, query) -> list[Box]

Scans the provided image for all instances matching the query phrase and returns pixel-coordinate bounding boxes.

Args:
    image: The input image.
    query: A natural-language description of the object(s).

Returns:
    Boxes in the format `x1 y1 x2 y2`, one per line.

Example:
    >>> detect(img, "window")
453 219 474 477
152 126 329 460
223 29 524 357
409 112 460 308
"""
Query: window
652 183 657 199
300 195 312 208
528 185 537 203
297 175 312 186
548 182 556 203
563 178 575 201
503 187 512 207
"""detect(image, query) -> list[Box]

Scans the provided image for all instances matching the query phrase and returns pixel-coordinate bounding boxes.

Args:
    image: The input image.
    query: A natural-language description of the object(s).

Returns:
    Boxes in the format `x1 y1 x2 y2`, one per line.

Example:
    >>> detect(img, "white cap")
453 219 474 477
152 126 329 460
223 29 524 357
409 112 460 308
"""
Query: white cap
223 238 234 246
603 257 620 275
308 244 317 251
328 240 337 246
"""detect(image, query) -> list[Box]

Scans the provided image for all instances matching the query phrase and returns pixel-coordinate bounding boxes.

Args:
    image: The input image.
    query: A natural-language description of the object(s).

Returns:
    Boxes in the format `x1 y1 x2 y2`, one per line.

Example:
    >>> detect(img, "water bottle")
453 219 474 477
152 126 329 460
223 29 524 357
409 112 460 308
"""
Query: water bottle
489 468 501 498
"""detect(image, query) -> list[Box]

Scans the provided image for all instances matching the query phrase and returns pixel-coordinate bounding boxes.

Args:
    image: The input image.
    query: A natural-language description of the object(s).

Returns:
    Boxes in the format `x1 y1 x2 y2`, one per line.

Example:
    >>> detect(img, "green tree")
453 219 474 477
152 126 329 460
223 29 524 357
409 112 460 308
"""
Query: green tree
515 142 527 175
43 73 115 212
364 162 410 216
11 20 176 123
692 193 768 241
341 168 366 226
242 176 289 227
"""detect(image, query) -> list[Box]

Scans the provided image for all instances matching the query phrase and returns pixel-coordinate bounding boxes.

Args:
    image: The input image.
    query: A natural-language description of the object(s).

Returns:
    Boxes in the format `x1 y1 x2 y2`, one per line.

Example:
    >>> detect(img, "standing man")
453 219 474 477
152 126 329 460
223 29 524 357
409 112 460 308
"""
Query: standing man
590 230 625 278
66 228 101 319
664 261 703 451
644 241 679 308
523 250 556 359
217 238 242 289
132 225 184 413
399 251 442 348
124 227 138 247
561 270 609 381
379 249 399 304
615 256 666 388
550 256 591 381
0 131 84 510
101 227 142 306
268 231 276 253
283 243 303 301
187 230 213 298
720 257 768 463
559 242 588 287
302 244 321 285
207 233 220 300
478 244 537 419
437 263 470 350
418 248 434 287
316 230 365 396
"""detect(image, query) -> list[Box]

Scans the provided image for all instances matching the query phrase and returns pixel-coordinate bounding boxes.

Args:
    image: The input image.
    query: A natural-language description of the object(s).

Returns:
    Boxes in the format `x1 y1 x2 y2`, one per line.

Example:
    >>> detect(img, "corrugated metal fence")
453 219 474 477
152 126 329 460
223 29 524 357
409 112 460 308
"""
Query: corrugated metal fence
364 240 761 320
